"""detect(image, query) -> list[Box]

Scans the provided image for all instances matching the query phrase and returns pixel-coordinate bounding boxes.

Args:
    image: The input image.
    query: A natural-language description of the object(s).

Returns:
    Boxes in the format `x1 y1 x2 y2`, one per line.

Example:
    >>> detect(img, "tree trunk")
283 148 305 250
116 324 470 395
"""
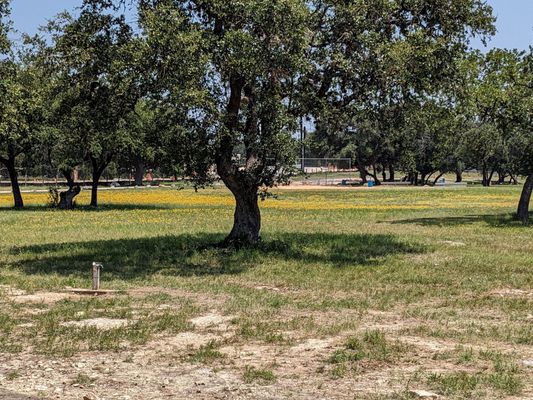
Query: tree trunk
388 165 395 182
5 160 23 209
372 164 378 183
517 173 533 224
358 162 367 183
134 158 145 186
482 165 490 187
59 186 81 209
217 74 261 247
90 175 100 207
432 172 446 186
455 169 463 183
497 171 506 185
488 168 496 186
58 171 80 210
224 186 261 246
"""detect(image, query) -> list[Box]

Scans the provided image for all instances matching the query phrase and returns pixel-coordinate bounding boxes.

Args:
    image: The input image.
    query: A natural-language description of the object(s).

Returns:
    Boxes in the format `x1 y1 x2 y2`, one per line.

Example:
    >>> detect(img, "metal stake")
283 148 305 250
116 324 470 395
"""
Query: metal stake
92 262 103 291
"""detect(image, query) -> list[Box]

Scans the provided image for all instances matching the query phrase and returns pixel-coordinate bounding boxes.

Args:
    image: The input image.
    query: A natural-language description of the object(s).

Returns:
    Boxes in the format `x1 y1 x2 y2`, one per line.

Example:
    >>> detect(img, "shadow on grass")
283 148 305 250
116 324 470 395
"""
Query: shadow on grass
6 233 424 279
389 213 529 228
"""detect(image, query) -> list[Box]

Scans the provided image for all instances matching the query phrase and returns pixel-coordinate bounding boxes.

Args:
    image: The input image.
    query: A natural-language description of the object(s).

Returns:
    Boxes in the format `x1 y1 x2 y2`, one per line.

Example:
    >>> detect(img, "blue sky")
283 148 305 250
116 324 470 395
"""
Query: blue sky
9 0 533 51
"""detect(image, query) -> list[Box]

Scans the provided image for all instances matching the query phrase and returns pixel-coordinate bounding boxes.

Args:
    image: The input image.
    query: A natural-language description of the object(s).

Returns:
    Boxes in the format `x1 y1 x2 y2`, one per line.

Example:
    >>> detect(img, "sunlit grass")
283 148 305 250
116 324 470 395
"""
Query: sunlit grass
0 185 531 398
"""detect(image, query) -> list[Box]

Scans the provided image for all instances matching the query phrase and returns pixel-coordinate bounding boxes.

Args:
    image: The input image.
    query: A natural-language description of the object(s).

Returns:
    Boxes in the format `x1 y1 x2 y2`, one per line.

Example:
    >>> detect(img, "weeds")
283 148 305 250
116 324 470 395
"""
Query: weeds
243 366 276 384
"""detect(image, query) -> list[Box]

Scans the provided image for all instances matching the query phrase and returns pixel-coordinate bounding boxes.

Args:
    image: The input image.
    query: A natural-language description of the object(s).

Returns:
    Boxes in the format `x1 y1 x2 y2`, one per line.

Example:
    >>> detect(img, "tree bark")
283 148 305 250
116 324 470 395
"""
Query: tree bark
488 168 496 186
60 186 81 209
482 165 490 187
432 172 446 186
134 158 145 186
455 169 463 183
388 165 395 182
224 183 261 246
5 160 23 209
59 170 80 210
216 74 263 246
497 171 506 185
517 173 533 224
358 162 367 183
90 173 101 207
89 155 111 208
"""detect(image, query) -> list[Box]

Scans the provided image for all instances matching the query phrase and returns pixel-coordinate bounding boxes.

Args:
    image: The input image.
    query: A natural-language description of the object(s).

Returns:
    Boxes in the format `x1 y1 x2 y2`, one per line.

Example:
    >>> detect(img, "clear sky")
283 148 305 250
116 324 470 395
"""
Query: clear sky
8 0 533 51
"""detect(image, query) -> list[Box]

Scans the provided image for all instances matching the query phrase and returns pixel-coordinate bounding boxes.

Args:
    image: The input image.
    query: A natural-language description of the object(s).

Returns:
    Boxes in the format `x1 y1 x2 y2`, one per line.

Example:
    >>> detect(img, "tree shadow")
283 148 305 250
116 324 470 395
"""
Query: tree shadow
6 233 425 280
388 213 530 228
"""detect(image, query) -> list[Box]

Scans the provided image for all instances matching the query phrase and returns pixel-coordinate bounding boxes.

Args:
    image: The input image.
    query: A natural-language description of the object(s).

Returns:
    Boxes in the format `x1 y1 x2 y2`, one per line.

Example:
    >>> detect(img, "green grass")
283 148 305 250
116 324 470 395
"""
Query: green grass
242 365 277 384
0 185 531 398
187 340 226 364
326 330 407 378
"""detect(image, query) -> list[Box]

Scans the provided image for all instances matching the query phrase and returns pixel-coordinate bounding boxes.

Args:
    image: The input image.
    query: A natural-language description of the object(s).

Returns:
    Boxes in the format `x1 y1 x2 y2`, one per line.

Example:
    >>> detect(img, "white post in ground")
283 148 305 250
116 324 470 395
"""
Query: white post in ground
92 262 103 290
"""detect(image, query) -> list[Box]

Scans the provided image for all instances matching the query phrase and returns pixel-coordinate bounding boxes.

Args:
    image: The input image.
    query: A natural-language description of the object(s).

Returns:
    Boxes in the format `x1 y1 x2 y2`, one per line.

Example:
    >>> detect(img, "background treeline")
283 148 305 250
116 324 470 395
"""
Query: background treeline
0 0 531 245
306 49 533 189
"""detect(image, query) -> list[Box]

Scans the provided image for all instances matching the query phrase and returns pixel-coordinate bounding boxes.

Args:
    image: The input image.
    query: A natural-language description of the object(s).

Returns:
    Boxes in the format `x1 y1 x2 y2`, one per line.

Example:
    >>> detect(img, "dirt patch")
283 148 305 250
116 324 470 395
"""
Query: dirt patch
9 292 75 305
0 285 26 297
441 240 466 246
488 288 533 298
62 318 130 330
191 313 234 331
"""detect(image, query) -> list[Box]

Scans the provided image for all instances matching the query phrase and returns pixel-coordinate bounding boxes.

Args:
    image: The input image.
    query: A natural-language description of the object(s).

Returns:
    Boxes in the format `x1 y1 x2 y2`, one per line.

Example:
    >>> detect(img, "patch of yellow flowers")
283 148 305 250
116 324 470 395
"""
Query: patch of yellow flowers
0 186 517 211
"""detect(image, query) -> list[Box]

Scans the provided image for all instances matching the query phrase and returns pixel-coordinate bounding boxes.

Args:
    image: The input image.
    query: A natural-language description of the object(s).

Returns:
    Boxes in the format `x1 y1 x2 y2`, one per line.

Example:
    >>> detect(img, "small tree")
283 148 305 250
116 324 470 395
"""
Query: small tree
47 1 141 207
0 3 43 208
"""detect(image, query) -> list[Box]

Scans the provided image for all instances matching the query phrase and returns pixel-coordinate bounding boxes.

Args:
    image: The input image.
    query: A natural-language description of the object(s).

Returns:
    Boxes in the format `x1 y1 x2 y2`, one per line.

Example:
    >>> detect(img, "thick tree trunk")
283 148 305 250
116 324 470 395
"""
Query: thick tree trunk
59 186 81 209
134 158 145 186
58 170 80 210
517 173 533 224
455 169 463 183
224 186 261 246
216 74 262 247
5 160 23 209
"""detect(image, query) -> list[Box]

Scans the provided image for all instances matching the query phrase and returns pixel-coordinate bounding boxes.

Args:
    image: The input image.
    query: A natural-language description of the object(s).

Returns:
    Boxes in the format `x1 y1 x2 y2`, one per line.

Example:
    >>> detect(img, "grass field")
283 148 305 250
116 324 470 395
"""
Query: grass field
0 186 531 399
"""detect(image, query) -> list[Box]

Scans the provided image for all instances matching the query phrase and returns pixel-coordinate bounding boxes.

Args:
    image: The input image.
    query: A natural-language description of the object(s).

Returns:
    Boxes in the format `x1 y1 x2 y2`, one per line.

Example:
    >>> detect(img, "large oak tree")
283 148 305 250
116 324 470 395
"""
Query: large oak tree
139 0 308 245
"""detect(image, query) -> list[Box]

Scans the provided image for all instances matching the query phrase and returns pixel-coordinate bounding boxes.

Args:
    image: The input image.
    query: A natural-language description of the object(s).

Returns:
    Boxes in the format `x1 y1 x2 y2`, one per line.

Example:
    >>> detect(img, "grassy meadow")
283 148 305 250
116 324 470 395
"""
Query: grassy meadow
0 185 531 399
